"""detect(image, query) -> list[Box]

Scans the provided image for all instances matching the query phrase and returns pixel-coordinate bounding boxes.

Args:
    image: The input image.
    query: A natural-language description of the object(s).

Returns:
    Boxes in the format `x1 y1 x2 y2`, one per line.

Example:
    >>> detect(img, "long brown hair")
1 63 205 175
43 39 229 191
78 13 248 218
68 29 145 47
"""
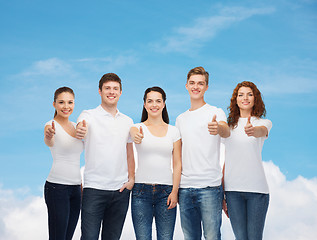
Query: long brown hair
141 86 169 124
227 81 266 128
53 87 75 117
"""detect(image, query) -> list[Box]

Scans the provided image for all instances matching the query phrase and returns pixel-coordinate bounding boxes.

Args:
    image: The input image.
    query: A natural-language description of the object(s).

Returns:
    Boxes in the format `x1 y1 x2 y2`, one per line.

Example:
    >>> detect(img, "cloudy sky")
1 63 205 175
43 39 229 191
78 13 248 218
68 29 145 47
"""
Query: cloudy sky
0 0 316 239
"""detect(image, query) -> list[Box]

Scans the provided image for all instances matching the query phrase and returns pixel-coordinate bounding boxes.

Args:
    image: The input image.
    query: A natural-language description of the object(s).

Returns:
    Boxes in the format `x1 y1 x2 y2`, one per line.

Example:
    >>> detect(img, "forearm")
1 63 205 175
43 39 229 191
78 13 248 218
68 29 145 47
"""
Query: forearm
172 140 182 193
126 143 135 181
253 126 268 138
44 136 54 147
218 121 230 138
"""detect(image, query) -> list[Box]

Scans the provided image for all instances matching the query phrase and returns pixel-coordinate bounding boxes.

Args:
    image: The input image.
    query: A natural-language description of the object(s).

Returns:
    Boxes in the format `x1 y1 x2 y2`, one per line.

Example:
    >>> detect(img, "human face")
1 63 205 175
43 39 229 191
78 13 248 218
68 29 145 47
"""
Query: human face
99 81 122 107
186 74 208 100
53 92 74 118
144 91 165 118
236 87 254 113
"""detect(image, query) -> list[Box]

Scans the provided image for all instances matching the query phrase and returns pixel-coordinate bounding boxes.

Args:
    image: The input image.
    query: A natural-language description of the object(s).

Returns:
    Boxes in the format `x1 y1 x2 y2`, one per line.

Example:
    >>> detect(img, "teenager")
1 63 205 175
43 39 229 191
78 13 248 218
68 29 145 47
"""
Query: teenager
130 86 182 240
176 66 230 240
44 87 83 240
76 73 135 240
223 81 272 240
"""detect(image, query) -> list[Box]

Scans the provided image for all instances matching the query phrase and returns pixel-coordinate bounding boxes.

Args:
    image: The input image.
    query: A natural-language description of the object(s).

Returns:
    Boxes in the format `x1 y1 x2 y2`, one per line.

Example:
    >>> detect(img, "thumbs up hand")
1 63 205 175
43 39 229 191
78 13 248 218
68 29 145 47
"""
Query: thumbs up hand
208 115 219 135
244 116 255 137
45 121 56 140
133 126 144 144
76 120 88 139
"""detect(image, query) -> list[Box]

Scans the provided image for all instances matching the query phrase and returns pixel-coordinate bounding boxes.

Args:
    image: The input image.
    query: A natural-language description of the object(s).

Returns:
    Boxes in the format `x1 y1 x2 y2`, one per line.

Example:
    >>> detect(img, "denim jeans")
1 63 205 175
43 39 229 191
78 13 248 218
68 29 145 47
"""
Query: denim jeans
131 183 176 240
44 181 81 240
178 186 223 240
225 191 269 240
80 187 130 240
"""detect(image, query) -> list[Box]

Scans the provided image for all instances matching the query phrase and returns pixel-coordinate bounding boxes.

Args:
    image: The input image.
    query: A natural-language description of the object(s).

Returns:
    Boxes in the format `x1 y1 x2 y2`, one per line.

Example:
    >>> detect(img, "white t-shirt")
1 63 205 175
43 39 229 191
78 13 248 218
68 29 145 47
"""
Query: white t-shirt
77 105 133 191
176 103 227 188
46 120 83 185
223 117 272 194
133 123 181 185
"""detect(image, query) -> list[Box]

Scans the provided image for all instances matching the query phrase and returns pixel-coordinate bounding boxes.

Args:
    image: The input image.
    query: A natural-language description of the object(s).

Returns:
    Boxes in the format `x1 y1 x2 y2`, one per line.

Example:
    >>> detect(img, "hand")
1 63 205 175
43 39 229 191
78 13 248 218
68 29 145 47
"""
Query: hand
133 126 144 144
223 199 229 218
76 120 87 139
244 116 255 137
167 191 178 209
208 115 219 135
119 178 135 192
45 121 55 140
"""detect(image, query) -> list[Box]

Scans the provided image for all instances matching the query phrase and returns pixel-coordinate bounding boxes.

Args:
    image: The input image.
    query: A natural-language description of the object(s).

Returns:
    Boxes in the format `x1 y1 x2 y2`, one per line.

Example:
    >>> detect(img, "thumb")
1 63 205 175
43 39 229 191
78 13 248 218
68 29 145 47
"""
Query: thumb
82 120 87 128
212 115 217 122
52 120 55 130
247 116 251 125
139 126 143 135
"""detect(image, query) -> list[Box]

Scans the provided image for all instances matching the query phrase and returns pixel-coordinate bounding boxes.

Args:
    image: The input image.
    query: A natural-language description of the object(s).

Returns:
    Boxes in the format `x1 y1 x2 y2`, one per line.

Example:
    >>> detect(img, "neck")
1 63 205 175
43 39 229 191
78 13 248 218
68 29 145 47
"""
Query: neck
190 98 206 111
101 103 117 117
240 109 252 118
145 115 165 125
54 115 69 125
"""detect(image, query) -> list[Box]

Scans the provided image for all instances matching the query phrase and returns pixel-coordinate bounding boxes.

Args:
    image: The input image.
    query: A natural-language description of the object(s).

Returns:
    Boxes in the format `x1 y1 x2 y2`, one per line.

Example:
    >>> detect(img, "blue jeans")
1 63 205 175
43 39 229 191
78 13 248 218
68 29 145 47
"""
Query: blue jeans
44 181 81 240
131 183 176 240
178 186 223 240
226 191 269 240
80 187 130 240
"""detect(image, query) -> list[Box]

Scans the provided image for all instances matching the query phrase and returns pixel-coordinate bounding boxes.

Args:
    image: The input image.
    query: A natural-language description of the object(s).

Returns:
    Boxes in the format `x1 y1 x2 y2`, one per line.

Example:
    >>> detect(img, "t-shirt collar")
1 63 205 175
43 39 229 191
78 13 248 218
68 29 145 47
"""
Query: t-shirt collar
97 105 121 117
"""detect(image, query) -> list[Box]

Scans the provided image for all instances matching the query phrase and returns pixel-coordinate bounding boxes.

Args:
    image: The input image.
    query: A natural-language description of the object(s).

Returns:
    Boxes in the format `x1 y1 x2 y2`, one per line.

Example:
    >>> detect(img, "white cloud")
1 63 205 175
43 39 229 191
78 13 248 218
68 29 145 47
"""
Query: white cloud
0 161 316 239
21 58 74 77
152 6 275 53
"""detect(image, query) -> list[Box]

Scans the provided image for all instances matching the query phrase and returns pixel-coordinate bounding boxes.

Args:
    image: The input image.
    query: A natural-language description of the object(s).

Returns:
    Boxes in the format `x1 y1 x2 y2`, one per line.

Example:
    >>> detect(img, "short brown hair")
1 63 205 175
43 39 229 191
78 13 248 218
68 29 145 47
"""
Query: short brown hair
99 73 122 91
187 66 209 85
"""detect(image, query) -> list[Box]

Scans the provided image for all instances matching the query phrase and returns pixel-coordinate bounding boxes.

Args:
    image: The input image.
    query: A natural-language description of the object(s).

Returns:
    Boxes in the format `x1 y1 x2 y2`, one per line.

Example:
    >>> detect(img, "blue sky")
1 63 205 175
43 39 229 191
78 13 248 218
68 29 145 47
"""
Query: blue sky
0 1 317 238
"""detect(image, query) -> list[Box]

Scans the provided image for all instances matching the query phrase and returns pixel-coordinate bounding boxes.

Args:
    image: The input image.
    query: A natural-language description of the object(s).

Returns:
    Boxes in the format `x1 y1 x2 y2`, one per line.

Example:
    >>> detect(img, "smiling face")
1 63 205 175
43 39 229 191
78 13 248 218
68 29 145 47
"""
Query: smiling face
144 91 165 118
185 74 209 100
236 86 255 114
53 92 74 118
99 81 122 107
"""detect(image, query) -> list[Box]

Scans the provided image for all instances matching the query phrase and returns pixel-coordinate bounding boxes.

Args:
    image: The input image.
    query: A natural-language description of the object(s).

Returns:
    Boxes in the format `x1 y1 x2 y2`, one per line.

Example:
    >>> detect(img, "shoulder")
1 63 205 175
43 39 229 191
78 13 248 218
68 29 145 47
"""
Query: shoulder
253 117 272 126
176 110 189 121
45 120 53 127
119 112 133 124
168 125 181 138
205 104 225 113
132 122 142 128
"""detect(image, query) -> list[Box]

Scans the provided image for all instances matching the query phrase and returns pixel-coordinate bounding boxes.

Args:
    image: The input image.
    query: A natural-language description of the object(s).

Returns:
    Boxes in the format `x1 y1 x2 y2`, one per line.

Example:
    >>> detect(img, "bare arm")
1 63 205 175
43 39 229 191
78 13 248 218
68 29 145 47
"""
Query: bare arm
120 143 135 192
167 139 182 209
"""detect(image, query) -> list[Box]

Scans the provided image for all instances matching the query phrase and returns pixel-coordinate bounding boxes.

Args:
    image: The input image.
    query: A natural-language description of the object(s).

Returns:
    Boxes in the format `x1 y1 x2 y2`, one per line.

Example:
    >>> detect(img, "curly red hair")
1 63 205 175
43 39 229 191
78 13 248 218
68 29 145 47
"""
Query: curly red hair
227 81 266 128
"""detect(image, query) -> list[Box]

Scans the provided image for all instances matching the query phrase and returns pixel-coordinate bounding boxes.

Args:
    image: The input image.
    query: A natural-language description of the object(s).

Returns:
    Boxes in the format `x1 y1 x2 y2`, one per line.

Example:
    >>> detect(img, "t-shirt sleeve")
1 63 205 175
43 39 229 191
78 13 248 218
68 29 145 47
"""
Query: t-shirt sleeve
77 110 90 125
254 118 272 139
45 120 53 127
172 126 181 142
127 118 135 143
175 117 182 138
216 108 227 123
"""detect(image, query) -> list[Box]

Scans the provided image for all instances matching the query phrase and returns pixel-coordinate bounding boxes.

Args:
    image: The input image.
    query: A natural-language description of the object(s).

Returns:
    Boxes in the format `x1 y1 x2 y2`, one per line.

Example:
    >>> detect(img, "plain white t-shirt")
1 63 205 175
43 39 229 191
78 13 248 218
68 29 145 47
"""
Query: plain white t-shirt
77 105 133 190
223 117 272 194
133 123 181 185
45 120 83 185
176 103 227 188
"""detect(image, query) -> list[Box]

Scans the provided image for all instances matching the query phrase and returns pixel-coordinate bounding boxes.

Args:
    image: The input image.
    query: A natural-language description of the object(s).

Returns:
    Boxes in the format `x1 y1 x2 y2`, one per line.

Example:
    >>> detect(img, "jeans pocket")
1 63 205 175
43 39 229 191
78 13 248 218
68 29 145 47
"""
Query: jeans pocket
162 185 173 197
132 184 144 197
